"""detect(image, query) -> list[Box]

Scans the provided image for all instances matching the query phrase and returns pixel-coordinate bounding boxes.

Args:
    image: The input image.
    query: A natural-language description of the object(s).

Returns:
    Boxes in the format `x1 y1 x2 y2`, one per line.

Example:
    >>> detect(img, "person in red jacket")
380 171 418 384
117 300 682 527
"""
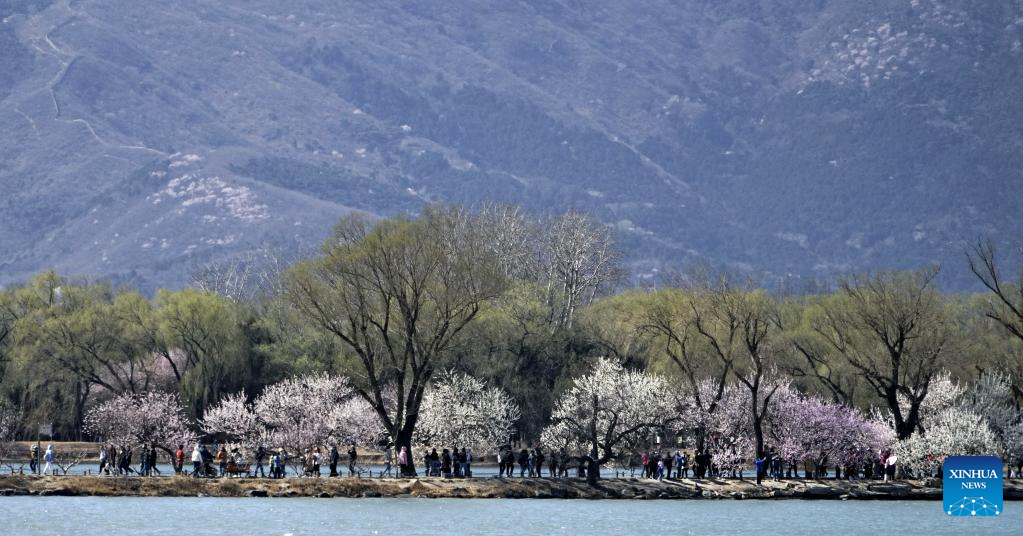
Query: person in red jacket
174 445 185 475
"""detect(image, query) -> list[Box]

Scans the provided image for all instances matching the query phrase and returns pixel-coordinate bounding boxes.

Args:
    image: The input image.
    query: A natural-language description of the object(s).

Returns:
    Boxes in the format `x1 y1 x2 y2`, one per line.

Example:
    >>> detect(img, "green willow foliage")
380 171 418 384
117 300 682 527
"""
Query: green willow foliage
0 213 1020 444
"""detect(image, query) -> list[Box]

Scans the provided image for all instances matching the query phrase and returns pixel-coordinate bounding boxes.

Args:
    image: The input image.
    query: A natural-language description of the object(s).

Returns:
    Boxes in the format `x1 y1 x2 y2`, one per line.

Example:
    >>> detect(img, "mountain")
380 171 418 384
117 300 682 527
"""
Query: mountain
2 0 1022 291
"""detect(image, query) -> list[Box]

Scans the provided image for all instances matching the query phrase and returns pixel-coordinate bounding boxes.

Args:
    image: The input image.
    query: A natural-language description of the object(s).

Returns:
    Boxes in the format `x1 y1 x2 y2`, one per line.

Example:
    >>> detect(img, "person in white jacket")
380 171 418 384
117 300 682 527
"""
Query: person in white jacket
191 444 203 477
41 445 54 475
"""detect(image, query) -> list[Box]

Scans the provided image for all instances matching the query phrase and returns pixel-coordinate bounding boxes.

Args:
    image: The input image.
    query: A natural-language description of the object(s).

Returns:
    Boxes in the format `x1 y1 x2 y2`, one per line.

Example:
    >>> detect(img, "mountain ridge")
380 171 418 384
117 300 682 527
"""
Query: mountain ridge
2 0 1021 291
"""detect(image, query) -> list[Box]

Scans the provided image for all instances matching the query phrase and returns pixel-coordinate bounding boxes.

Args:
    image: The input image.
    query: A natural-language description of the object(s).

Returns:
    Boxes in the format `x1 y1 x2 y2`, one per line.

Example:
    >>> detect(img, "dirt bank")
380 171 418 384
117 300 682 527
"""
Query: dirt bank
2 475 1022 500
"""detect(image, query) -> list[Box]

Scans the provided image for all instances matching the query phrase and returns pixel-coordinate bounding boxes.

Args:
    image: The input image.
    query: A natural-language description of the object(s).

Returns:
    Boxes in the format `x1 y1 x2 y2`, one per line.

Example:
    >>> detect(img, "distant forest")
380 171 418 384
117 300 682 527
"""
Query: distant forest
1 205 1021 475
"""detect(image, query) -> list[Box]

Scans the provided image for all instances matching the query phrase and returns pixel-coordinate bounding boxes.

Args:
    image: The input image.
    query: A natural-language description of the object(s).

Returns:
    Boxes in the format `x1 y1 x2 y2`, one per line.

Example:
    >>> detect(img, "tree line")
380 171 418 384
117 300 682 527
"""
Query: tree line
0 205 1021 477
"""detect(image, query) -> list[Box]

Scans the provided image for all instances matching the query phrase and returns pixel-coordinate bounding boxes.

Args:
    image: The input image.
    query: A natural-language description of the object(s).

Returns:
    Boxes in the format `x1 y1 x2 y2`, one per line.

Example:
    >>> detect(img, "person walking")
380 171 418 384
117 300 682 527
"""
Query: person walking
270 451 281 479
148 444 160 476
215 445 228 477
461 447 471 477
99 445 108 475
30 442 39 474
191 444 202 477
397 446 408 477
254 445 266 478
174 444 185 475
41 444 54 475
108 445 118 475
120 447 134 475
439 448 451 478
884 453 898 482
139 444 150 476
347 445 358 477
383 444 393 478
328 445 339 477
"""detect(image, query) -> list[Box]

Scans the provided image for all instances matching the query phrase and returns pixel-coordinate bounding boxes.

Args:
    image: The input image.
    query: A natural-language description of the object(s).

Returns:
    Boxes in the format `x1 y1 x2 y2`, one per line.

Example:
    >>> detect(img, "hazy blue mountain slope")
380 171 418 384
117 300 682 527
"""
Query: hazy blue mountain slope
1 0 1021 290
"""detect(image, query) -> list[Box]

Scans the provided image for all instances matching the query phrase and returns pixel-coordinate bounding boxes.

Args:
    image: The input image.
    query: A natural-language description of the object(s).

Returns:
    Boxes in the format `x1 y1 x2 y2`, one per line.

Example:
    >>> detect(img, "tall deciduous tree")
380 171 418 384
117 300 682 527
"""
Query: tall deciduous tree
813 268 954 439
156 289 246 418
687 279 784 459
537 211 620 330
968 240 1023 343
639 288 734 449
286 208 508 473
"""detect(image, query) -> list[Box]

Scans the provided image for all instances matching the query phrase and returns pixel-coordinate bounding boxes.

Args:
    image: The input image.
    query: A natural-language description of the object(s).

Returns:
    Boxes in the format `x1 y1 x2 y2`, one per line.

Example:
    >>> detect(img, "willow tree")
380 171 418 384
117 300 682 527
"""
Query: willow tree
638 288 733 449
813 268 954 439
286 208 507 474
689 281 785 459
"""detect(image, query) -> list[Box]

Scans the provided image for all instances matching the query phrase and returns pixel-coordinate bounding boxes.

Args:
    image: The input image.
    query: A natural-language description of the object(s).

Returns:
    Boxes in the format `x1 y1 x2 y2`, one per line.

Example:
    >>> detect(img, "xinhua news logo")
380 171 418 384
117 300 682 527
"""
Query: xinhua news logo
943 456 1002 517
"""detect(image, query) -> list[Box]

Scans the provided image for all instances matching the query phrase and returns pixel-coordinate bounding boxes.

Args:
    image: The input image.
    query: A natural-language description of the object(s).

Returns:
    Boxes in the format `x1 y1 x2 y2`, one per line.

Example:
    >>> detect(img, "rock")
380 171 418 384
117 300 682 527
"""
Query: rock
317 492 333 498
803 486 842 499
270 490 298 498
362 491 382 498
731 492 746 500
246 489 268 497
866 484 910 497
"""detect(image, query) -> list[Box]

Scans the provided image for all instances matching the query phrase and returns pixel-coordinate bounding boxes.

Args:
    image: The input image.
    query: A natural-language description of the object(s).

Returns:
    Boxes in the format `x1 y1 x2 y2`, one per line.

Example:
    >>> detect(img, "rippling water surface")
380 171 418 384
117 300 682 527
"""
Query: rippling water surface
6 497 1017 535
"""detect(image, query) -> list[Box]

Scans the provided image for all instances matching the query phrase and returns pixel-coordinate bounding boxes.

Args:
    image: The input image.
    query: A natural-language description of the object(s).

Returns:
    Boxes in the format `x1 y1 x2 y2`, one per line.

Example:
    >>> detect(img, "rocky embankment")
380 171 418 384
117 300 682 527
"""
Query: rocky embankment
2 475 1022 500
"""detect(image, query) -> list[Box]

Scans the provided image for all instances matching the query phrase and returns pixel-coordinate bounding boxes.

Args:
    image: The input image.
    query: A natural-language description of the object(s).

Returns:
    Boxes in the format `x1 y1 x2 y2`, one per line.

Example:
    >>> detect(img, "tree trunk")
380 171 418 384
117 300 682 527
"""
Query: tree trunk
395 427 417 477
751 393 765 458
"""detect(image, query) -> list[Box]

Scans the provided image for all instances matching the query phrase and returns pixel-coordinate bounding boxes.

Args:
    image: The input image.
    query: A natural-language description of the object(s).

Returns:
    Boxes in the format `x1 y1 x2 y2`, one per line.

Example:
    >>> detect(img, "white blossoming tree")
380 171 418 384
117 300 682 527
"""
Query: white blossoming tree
894 406 1000 476
414 371 520 449
887 370 1019 476
83 392 196 454
540 358 678 481
202 374 385 457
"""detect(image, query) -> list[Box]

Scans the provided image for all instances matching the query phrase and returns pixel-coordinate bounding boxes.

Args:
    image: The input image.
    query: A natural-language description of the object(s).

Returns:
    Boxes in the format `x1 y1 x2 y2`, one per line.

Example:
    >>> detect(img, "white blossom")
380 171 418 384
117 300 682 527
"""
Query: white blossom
414 371 521 449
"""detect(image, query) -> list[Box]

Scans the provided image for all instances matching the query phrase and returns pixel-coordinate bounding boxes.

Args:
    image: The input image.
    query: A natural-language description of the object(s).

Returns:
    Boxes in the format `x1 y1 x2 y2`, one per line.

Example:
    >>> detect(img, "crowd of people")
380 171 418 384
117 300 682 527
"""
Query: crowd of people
19 441 1023 482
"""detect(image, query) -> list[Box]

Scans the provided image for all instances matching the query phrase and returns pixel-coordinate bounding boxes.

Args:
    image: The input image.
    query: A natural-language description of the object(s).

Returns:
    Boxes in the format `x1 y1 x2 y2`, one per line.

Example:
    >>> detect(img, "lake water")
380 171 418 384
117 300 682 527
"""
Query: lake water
4 497 1017 536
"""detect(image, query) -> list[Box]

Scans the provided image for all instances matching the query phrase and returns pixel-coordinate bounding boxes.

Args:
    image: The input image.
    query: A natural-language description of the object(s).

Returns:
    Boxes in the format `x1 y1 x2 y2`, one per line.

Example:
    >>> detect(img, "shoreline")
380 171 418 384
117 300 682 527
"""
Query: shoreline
2 475 1022 500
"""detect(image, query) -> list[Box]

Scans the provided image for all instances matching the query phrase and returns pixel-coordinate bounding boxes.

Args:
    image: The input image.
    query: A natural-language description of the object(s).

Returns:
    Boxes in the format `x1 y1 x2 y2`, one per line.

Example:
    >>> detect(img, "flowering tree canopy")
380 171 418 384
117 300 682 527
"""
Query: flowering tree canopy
414 371 521 448
772 386 892 468
202 374 385 452
541 358 677 470
889 370 1021 475
894 406 1000 476
83 392 195 452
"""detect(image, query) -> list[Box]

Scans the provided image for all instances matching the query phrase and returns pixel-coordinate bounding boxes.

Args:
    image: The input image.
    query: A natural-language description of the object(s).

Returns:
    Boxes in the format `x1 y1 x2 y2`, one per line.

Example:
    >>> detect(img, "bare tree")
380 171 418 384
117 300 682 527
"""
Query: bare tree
687 279 784 458
814 268 953 439
191 245 297 303
968 239 1023 343
537 211 621 330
